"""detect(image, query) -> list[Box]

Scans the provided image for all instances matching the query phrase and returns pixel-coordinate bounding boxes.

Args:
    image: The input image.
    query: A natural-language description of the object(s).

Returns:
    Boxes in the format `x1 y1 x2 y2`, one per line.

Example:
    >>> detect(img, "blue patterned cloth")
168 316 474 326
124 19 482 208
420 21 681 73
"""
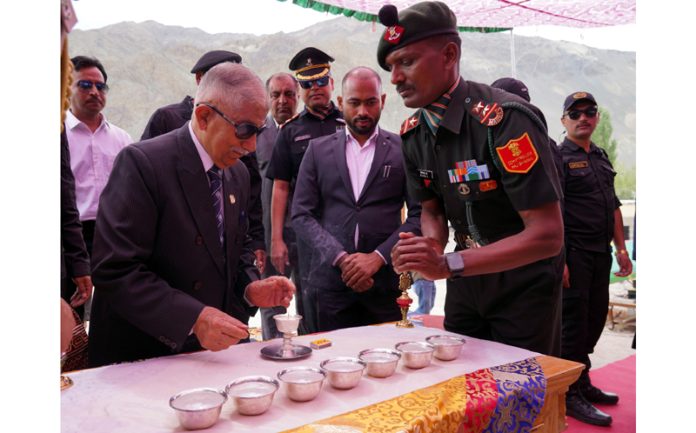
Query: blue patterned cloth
483 358 546 433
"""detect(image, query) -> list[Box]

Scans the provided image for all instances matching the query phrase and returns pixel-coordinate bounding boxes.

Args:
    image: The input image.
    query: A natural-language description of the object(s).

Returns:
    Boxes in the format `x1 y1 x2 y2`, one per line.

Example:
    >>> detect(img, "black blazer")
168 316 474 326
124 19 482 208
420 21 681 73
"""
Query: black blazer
291 128 421 291
89 124 259 367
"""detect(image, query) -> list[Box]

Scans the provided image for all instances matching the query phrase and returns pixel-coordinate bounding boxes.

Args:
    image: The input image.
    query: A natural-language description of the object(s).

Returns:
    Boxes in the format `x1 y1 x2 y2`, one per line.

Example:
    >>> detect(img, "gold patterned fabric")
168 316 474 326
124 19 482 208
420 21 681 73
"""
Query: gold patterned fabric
282 358 546 433
282 375 469 433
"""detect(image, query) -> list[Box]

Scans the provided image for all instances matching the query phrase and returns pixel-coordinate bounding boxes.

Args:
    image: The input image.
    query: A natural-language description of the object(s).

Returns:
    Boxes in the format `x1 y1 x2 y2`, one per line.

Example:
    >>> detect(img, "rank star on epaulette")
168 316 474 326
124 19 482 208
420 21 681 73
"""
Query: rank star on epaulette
400 115 419 135
470 101 504 126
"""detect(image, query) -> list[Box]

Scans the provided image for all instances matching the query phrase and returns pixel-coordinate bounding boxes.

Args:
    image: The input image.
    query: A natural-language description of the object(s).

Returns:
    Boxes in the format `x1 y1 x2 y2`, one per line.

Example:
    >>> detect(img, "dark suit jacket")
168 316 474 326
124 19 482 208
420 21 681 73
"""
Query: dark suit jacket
89 124 259 367
140 96 265 251
291 128 421 292
61 128 90 285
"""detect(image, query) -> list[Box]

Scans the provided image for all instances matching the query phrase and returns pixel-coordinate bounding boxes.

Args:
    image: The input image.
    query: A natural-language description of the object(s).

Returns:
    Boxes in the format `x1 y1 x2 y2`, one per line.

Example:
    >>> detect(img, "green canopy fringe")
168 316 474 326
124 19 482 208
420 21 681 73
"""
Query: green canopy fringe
278 0 510 33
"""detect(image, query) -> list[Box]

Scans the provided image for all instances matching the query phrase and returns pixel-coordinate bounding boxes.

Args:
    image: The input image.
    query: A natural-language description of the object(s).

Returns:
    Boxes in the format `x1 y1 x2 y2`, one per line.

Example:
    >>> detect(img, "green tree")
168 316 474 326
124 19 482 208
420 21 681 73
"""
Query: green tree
592 107 618 165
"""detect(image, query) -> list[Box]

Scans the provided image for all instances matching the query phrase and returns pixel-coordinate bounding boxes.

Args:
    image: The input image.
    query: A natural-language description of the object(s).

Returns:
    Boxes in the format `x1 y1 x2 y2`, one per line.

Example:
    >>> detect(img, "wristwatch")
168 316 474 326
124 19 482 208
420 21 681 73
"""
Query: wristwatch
445 252 465 278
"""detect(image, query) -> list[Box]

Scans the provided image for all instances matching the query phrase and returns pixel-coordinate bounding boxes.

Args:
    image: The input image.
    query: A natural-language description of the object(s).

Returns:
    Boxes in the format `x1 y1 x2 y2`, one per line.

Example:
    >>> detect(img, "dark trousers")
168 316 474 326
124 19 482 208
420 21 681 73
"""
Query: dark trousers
61 220 95 319
561 247 612 388
316 285 402 332
444 252 564 356
295 237 317 335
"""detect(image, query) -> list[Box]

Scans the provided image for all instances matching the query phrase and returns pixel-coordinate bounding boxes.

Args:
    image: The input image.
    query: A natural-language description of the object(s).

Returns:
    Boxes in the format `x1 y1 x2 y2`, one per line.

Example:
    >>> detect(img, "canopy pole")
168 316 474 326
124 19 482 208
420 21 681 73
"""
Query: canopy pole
509 28 516 78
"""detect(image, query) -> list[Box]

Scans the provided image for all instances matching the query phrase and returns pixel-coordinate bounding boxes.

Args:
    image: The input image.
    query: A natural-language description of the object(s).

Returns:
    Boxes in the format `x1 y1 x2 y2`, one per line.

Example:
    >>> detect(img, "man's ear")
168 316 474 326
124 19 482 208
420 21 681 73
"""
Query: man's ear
194 104 212 130
337 95 343 111
442 42 459 70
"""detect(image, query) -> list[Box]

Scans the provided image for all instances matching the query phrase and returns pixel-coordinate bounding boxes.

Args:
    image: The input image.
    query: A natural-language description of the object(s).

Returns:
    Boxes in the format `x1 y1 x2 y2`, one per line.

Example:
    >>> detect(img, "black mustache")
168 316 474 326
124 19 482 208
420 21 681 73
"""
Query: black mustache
396 84 412 93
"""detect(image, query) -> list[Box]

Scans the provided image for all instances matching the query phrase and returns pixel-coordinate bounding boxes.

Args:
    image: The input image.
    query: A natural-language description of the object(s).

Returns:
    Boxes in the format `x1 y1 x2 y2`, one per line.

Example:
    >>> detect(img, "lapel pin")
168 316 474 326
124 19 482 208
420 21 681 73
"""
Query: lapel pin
229 194 236 204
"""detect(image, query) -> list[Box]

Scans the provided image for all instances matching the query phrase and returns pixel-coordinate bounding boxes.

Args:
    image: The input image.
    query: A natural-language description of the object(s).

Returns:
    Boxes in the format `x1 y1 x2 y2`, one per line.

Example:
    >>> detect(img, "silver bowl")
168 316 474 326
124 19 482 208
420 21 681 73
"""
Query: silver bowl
277 366 326 402
426 335 467 361
320 357 366 390
395 341 435 369
225 375 279 416
169 387 227 430
358 348 401 378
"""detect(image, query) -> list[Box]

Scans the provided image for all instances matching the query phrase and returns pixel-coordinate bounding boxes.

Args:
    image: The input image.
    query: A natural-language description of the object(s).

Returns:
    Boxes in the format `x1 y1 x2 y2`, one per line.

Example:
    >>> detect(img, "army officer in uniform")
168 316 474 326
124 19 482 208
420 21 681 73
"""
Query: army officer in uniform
382 2 565 356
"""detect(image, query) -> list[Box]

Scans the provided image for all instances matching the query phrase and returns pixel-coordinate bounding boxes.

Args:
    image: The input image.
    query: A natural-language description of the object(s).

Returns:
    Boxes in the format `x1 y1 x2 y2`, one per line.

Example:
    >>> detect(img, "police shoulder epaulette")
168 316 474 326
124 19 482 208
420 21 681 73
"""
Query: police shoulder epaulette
400 113 420 136
279 113 300 129
469 99 504 127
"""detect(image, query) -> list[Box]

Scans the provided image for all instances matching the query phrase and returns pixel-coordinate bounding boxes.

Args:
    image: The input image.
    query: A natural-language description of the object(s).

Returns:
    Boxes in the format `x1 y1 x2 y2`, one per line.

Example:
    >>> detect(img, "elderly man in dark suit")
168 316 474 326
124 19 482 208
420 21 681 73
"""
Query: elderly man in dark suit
292 67 421 331
89 63 295 367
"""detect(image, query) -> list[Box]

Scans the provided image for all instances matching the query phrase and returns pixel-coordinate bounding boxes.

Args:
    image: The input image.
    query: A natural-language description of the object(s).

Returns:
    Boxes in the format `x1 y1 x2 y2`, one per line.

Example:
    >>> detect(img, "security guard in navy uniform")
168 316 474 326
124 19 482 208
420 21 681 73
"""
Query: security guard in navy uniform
382 2 565 357
559 91 632 426
266 47 344 334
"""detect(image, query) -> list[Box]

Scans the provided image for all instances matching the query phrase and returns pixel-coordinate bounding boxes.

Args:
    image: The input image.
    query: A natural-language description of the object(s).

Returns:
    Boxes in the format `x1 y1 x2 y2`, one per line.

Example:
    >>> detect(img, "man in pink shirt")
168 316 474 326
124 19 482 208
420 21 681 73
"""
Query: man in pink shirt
66 56 132 254
64 56 132 317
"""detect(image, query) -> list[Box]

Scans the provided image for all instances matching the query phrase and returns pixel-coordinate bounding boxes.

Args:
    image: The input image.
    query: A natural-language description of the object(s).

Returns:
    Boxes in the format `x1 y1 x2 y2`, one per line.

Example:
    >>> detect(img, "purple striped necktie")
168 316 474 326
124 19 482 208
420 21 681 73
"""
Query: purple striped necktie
207 167 224 247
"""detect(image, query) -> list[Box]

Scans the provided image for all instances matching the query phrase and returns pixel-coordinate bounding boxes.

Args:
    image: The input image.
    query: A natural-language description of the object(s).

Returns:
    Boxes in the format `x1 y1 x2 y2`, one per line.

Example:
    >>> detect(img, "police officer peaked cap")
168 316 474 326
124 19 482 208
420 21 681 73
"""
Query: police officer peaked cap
563 91 598 112
491 77 531 102
376 1 459 71
289 47 334 81
190 50 242 74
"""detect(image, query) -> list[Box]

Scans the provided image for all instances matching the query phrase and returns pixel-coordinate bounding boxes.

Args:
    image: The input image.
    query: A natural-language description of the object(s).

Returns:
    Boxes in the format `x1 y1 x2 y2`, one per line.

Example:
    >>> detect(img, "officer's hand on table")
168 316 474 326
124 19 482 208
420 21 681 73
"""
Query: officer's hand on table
246 275 295 308
254 249 266 275
193 306 249 351
562 264 570 288
391 232 449 280
340 252 383 290
614 252 633 277
70 274 93 307
271 239 289 274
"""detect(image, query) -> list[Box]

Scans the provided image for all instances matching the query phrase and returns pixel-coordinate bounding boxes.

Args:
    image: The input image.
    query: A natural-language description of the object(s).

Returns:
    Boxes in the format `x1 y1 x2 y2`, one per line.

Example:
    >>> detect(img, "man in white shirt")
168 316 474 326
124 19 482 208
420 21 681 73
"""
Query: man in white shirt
66 56 132 256
291 67 421 331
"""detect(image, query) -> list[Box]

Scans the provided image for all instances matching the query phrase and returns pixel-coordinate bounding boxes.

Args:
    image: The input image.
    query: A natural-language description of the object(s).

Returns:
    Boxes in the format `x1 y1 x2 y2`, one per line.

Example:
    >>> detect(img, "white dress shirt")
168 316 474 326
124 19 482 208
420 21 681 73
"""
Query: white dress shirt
65 110 132 221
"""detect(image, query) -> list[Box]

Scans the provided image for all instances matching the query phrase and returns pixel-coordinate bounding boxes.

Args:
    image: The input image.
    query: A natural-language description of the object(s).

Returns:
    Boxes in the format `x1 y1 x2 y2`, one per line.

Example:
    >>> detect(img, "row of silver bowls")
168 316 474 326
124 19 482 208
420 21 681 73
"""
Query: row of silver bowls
169 334 465 429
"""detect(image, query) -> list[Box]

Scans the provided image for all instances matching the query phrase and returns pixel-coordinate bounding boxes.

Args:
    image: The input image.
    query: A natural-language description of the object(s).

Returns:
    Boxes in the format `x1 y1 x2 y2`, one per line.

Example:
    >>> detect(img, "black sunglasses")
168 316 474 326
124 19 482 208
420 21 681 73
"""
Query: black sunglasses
566 107 598 120
196 102 266 139
76 79 109 93
298 76 330 90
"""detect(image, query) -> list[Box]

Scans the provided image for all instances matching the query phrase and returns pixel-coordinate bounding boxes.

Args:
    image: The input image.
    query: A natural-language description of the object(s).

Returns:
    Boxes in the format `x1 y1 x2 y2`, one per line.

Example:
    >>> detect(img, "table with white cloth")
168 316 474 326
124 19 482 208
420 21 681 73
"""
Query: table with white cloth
61 323 582 433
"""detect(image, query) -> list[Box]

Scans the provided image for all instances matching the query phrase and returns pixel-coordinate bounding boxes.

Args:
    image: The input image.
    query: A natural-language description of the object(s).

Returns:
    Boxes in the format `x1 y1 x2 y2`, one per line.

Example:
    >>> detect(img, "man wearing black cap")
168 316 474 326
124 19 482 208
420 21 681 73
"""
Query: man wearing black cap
559 91 632 426
140 50 267 275
382 2 564 357
266 47 345 334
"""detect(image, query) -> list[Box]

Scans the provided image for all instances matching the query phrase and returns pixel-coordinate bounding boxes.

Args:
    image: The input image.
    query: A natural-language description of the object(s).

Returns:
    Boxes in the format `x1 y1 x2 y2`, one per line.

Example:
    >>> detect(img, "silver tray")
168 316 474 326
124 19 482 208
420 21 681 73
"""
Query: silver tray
260 343 312 361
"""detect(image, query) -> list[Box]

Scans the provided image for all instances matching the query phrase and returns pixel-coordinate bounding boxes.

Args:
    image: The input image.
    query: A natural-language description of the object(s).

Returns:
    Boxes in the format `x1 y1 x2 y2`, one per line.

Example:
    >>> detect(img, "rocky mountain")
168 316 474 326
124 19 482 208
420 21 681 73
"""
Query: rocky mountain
70 17 635 166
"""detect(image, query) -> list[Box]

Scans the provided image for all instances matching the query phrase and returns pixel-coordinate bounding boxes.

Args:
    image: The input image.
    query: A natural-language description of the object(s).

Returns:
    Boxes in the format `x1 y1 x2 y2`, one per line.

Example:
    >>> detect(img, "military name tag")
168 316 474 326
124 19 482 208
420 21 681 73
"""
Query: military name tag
294 134 311 142
568 161 589 169
418 169 434 179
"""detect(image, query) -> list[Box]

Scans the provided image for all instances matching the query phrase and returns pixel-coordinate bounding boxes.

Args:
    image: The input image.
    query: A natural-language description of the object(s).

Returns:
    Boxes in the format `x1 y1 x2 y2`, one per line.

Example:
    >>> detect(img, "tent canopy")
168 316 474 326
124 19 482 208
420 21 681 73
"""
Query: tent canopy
279 0 635 32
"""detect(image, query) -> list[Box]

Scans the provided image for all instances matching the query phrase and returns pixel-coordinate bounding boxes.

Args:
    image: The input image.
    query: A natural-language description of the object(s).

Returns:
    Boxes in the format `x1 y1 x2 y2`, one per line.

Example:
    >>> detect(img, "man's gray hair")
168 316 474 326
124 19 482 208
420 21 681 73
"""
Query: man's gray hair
195 63 268 112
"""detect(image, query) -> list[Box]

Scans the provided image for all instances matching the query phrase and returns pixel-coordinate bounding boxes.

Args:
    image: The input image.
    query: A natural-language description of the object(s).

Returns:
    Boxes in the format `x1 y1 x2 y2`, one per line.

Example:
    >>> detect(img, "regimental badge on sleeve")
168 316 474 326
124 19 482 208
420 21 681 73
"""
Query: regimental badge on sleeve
496 132 539 174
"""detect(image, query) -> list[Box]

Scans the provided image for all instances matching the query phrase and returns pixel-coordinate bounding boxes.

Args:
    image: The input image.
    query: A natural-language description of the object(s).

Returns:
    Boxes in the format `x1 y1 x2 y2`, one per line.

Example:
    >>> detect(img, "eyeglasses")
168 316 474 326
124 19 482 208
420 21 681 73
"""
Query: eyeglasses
76 79 109 93
298 76 330 90
196 102 266 139
566 107 598 120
